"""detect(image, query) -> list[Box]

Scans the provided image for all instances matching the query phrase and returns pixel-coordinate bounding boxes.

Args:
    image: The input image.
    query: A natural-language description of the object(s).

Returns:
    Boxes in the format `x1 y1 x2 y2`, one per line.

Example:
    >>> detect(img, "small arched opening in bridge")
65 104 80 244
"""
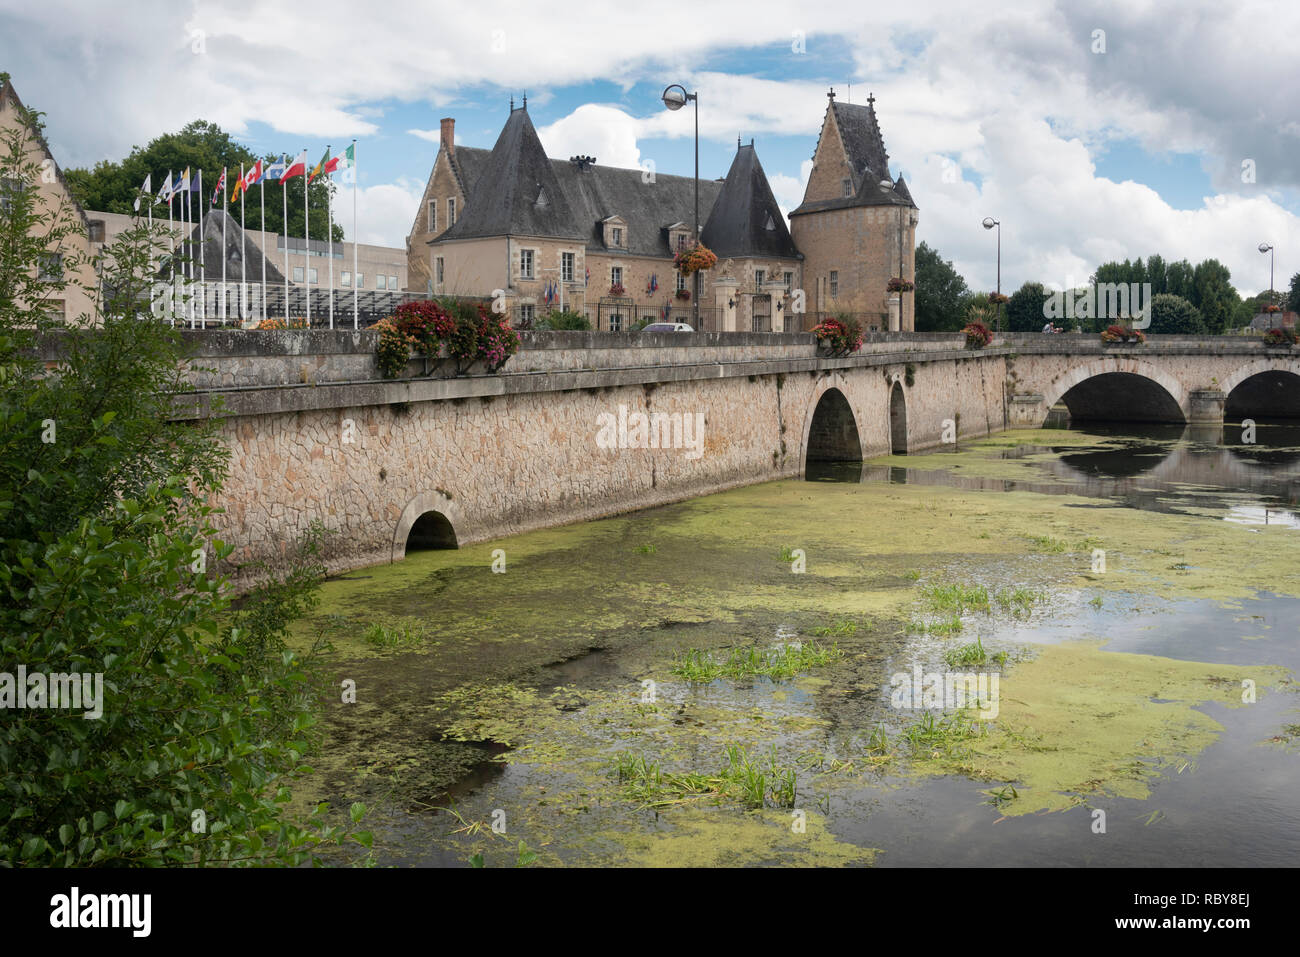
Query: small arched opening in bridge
405 510 458 552
1225 370 1300 421
889 382 908 454
1056 373 1185 424
806 388 862 462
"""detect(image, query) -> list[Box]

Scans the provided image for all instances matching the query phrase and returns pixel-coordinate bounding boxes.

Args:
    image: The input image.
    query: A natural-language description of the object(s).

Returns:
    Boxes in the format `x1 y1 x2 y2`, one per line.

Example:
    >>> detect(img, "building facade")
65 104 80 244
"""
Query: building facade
0 74 98 325
408 90 918 333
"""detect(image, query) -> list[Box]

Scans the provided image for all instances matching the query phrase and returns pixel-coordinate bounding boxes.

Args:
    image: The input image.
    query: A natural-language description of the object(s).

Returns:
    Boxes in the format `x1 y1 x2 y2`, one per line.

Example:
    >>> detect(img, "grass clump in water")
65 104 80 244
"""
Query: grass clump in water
901 710 988 757
810 618 858 637
670 641 842 681
360 616 430 648
921 582 990 615
994 587 1044 617
1027 534 1102 553
943 634 1008 668
613 746 797 809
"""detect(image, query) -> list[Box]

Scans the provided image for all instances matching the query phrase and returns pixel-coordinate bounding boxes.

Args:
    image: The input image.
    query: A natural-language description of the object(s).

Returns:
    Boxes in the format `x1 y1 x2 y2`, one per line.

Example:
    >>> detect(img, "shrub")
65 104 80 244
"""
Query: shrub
534 309 591 330
1263 327 1297 346
1148 293 1206 335
812 315 864 355
962 321 993 347
253 316 307 330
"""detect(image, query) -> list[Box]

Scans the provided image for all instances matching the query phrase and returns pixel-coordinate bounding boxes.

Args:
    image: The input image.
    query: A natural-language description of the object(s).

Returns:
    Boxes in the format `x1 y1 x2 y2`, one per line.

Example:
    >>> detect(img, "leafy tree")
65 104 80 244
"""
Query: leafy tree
1147 293 1206 335
913 241 971 332
1164 259 1195 299
1005 281 1051 332
0 103 362 865
1288 272 1300 314
1190 258 1235 333
65 119 342 242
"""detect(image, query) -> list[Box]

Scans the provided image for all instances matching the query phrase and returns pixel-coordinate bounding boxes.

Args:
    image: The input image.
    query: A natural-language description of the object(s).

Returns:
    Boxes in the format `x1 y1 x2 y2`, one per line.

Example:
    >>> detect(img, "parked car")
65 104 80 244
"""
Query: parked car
640 322 694 332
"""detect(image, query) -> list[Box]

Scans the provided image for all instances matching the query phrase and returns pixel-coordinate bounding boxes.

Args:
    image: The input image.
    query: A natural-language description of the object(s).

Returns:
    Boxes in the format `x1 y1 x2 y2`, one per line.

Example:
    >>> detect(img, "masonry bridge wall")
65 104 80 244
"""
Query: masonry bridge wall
170 330 1006 578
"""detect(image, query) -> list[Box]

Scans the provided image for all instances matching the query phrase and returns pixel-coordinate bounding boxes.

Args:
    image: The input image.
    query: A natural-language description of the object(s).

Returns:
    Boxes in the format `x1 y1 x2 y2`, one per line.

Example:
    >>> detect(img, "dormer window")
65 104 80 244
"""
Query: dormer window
535 186 548 207
602 216 627 249
764 213 776 231
612 227 623 246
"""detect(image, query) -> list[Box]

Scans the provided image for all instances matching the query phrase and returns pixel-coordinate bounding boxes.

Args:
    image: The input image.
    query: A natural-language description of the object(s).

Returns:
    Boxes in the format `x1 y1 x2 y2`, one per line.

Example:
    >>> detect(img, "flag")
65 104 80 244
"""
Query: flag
211 168 227 206
282 150 308 182
158 170 174 203
262 155 287 183
333 142 356 182
307 148 330 185
241 161 262 192
179 167 191 192
133 173 152 212
231 176 243 203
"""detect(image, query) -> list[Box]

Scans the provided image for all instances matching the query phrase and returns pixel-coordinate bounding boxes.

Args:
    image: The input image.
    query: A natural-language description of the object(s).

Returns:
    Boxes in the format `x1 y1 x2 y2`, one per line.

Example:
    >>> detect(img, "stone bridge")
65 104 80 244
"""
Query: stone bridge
166 330 1299 578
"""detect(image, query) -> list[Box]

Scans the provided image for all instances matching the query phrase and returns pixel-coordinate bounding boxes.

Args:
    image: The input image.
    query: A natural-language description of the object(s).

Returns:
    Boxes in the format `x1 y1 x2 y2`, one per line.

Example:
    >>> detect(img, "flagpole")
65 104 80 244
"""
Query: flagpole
326 145 334 330
282 161 289 322
185 178 193 329
260 167 267 321
305 148 310 327
352 140 358 329
239 163 247 323
166 172 174 327
198 169 204 327
221 167 228 322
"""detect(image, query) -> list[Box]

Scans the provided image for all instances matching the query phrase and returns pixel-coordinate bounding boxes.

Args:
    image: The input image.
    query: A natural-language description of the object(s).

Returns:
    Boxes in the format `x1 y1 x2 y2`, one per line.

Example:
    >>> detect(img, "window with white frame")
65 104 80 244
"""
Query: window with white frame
676 271 686 292
608 313 623 332
341 271 351 286
520 248 534 279
784 271 793 290
755 269 765 292
39 252 63 281
561 251 575 283
377 275 387 290
293 266 305 282
610 266 623 289
842 179 852 198
428 199 437 232
308 267 318 284
519 304 535 325
389 275 398 290
829 270 839 298
447 197 456 226
435 257 444 284
611 226 623 247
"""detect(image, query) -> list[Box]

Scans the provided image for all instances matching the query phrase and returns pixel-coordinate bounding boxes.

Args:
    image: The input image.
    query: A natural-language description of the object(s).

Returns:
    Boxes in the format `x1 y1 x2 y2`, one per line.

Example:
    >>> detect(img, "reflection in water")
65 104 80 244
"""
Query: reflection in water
808 422 1300 521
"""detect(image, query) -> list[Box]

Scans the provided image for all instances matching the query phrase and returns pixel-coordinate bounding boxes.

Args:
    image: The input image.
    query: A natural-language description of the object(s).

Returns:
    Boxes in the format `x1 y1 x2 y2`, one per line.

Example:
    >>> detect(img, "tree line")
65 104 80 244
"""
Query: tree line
65 120 344 243
914 241 1300 334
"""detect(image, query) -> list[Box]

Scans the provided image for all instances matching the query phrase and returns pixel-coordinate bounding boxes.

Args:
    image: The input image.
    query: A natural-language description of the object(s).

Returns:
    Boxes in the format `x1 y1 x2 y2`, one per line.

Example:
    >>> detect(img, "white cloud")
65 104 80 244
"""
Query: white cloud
337 178 424 248
536 105 643 170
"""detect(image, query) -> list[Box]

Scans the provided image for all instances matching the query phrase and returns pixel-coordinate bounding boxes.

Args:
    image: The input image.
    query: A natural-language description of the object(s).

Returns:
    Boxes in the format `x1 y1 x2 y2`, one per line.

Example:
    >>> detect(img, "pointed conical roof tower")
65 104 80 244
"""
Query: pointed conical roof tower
700 143 799 260
440 101 581 241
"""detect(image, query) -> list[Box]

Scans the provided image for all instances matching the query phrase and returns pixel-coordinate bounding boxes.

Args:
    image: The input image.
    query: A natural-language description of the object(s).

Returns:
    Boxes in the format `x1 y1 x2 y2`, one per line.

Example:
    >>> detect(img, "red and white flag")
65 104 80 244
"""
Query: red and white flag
281 150 308 182
241 160 263 193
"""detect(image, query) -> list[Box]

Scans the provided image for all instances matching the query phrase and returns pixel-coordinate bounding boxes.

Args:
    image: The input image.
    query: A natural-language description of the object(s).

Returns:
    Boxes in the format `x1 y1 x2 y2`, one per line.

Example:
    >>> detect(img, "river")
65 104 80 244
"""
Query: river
289 420 1300 867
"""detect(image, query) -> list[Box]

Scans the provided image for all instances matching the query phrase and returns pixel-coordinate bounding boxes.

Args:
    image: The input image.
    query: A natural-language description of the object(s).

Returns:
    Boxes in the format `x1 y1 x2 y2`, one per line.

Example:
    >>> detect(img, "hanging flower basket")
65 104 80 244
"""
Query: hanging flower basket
673 243 718 276
1100 324 1145 344
609 283 627 297
1263 327 1297 347
887 277 915 293
962 322 993 348
988 292 1009 305
1263 304 1282 314
675 288 691 301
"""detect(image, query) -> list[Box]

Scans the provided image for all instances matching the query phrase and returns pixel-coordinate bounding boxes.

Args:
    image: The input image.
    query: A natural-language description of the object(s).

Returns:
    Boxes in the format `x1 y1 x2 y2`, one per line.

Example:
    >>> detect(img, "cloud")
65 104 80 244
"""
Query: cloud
536 104 642 170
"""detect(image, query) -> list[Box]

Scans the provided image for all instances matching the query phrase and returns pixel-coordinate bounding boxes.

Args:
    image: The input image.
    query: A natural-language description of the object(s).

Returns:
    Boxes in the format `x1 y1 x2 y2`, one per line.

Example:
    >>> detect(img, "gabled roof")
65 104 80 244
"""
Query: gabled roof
434 105 724 258
700 144 799 260
164 208 286 282
790 94 917 217
0 73 91 232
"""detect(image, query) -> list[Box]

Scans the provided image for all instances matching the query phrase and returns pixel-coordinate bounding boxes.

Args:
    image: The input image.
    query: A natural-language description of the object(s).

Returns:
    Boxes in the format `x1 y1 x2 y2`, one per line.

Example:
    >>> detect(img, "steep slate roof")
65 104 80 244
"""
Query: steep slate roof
439 107 583 241
791 96 917 217
165 208 286 282
700 144 799 260
438 106 724 258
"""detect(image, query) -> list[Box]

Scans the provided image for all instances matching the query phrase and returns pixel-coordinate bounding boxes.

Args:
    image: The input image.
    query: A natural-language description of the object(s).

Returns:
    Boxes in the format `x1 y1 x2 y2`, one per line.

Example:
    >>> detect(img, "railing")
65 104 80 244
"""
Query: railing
156 281 433 329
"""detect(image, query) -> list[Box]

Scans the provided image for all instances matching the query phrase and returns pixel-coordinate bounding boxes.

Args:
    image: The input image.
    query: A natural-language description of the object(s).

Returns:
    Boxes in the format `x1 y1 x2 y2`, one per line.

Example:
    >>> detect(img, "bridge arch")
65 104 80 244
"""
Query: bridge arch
801 375 864 466
1220 359 1300 420
889 381 908 453
392 490 463 561
1040 357 1190 424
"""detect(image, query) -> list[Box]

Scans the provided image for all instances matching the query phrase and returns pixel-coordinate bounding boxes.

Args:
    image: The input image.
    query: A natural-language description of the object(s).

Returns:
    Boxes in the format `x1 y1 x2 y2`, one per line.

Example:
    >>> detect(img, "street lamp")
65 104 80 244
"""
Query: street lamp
1259 242 1275 317
882 178 904 331
663 83 700 329
983 217 1001 331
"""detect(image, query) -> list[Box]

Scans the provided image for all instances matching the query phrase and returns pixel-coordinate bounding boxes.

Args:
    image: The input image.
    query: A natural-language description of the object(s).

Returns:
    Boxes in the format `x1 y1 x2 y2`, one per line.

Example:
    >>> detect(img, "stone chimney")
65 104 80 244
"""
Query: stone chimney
440 117 455 155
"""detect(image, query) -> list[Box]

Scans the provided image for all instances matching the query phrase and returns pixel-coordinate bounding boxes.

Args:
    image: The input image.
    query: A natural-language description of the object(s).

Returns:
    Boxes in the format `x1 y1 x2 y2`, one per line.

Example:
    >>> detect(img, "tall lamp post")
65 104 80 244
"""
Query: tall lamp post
662 84 699 329
1259 242 1275 321
881 179 905 331
983 217 1001 331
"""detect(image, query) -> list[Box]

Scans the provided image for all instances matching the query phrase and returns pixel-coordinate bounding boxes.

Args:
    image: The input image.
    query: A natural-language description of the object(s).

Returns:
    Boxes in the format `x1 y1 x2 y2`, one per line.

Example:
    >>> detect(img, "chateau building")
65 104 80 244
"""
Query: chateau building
408 89 918 332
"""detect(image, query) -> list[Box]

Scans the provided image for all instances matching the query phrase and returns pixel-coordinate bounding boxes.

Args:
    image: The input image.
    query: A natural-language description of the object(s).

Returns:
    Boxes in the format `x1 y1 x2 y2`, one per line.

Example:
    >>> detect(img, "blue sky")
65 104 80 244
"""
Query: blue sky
2 0 1297 295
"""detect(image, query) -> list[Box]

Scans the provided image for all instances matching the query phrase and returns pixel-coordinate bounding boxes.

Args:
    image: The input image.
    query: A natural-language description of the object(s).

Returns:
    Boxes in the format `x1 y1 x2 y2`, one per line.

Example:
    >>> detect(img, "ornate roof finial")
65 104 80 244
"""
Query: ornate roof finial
827 86 836 100
737 134 741 150
510 94 514 111
522 92 527 109
868 91 875 107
